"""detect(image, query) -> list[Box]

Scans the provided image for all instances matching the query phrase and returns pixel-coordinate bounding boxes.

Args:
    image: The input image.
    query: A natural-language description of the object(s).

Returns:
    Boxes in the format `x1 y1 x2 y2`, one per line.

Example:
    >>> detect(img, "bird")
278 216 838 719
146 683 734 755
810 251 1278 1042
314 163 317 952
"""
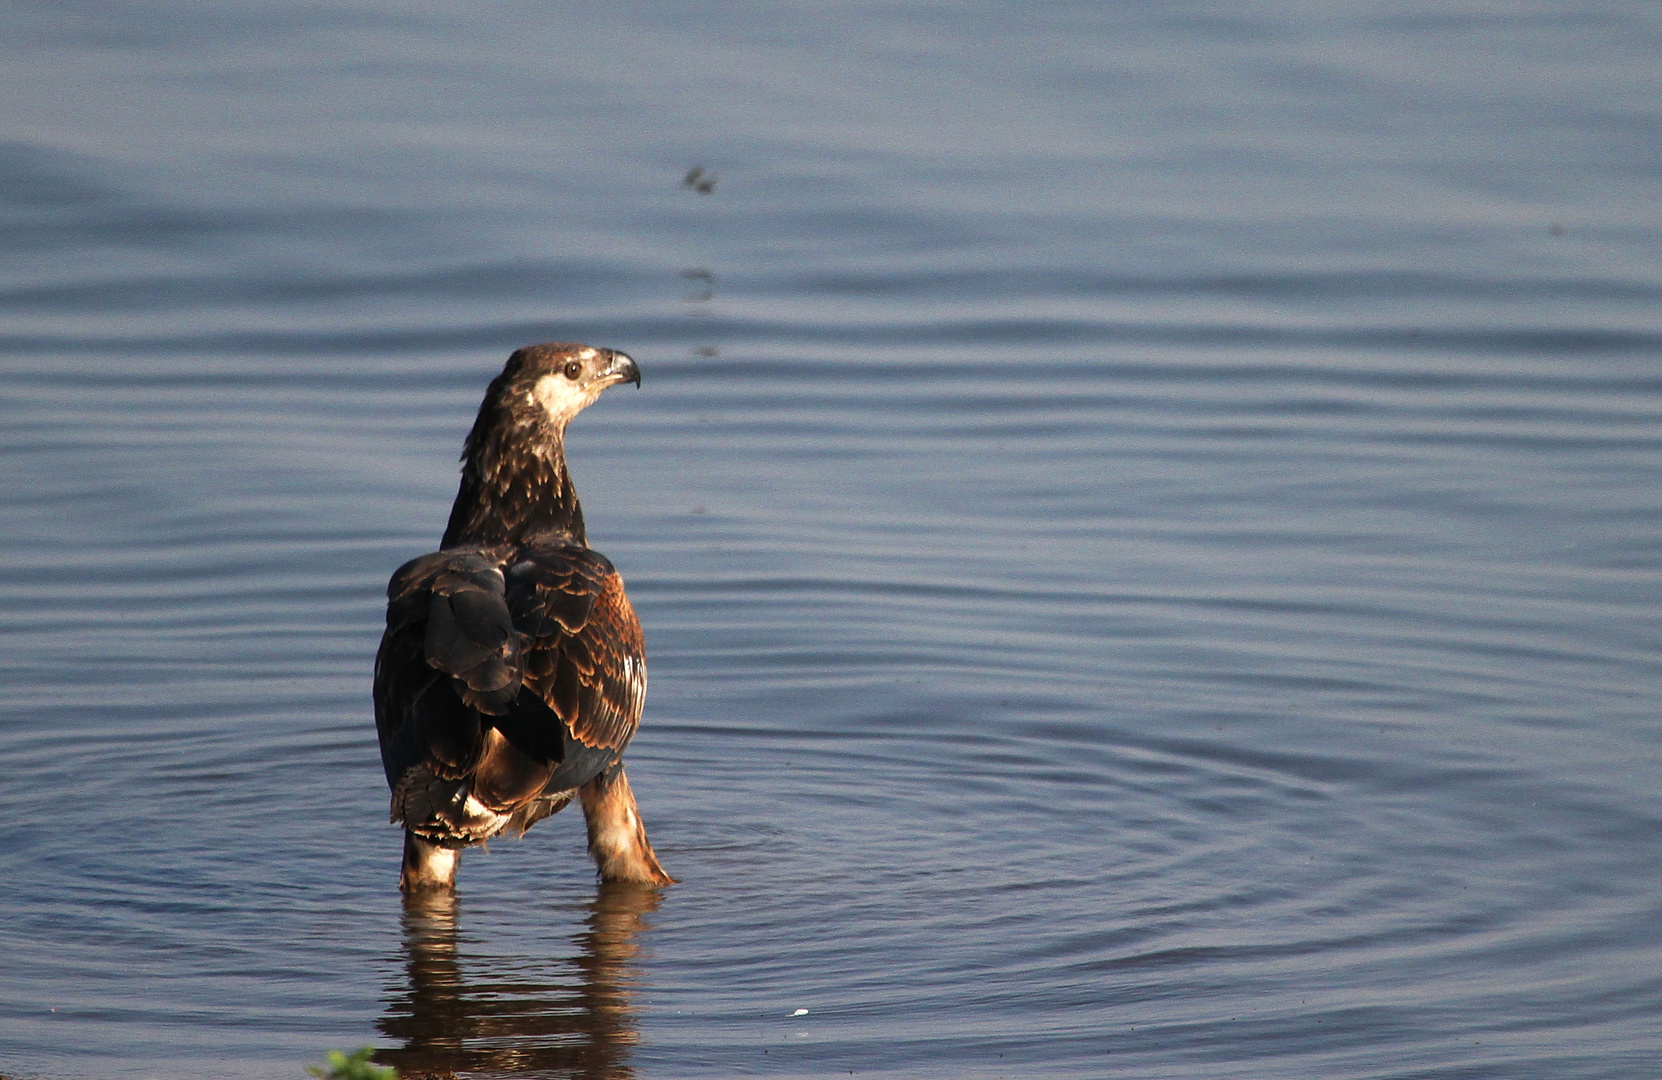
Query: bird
374 342 673 891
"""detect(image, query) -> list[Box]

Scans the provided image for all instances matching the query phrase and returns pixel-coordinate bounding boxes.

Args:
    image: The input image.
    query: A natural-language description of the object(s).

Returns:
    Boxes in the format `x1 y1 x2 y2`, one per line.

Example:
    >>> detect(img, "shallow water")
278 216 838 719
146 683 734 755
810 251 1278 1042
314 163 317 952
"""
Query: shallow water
2 3 1661 1078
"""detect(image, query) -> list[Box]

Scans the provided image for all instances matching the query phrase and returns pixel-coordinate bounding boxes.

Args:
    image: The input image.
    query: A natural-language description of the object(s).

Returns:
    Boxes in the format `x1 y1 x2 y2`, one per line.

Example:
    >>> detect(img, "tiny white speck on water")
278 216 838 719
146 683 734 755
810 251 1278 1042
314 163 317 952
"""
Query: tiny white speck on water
792 1009 808 1016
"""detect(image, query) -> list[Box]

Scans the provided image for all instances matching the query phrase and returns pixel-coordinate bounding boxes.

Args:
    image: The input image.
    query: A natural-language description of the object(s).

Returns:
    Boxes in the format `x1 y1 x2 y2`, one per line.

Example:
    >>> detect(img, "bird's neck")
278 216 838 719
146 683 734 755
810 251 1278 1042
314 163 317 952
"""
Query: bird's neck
441 426 586 549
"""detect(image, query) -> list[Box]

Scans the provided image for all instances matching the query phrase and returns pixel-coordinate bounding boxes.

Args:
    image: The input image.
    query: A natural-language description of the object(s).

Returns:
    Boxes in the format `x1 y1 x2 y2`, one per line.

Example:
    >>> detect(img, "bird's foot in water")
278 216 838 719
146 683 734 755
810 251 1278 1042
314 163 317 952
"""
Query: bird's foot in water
400 831 461 891
581 766 676 885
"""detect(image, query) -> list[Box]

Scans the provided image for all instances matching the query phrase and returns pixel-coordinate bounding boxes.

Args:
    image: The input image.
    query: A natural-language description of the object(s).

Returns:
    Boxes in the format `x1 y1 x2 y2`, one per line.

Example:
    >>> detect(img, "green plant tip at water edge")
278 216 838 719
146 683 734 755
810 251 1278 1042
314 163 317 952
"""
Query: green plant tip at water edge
305 1048 397 1080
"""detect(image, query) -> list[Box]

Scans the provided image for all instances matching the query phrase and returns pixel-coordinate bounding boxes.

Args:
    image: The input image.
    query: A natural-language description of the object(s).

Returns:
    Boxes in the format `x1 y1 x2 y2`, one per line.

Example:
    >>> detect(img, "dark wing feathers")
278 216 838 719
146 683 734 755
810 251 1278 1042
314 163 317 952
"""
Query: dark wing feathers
503 550 608 636
375 540 646 824
501 543 646 749
418 555 520 713
558 572 646 749
410 680 482 776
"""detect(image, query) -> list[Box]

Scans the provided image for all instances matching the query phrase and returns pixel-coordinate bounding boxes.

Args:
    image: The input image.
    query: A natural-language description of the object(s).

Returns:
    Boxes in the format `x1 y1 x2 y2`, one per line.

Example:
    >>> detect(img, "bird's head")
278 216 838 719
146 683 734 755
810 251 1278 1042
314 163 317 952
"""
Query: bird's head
458 342 642 484
501 342 642 431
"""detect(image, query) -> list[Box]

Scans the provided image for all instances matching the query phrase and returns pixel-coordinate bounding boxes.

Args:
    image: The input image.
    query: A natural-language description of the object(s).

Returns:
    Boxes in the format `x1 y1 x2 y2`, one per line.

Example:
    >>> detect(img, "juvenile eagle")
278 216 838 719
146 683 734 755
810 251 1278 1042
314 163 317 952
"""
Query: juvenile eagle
374 343 672 890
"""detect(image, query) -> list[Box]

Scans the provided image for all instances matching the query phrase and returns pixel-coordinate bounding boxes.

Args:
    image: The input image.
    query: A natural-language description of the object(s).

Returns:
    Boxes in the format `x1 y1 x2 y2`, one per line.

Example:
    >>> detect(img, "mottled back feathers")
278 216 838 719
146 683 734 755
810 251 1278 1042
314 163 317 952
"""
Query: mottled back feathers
375 541 646 844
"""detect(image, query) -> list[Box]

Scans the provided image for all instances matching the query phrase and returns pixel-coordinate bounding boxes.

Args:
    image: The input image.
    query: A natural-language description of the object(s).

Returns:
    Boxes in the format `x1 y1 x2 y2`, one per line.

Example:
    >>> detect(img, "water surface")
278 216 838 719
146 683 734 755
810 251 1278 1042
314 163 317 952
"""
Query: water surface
2 3 1660 1078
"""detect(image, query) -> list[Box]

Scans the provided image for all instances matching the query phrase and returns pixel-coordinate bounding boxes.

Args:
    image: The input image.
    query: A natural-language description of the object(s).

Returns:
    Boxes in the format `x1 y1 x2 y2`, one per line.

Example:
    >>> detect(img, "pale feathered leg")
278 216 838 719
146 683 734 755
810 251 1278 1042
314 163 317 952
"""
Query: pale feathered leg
580 766 675 885
400 830 460 892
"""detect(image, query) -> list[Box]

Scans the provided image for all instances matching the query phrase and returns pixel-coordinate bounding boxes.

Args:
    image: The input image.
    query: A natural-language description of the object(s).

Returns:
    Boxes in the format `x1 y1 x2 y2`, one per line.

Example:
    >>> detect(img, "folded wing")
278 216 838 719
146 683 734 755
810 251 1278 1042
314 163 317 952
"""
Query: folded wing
375 540 647 841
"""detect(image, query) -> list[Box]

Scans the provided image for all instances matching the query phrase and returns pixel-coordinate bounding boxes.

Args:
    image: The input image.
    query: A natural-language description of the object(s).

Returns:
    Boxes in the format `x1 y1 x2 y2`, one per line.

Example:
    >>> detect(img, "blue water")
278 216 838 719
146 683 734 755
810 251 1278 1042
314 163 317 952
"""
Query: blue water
2 3 1660 1078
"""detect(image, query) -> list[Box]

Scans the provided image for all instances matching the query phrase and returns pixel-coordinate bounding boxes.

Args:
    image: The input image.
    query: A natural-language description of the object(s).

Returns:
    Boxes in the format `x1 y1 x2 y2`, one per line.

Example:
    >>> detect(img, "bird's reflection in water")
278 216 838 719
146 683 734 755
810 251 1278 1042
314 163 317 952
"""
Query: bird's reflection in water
376 883 660 1080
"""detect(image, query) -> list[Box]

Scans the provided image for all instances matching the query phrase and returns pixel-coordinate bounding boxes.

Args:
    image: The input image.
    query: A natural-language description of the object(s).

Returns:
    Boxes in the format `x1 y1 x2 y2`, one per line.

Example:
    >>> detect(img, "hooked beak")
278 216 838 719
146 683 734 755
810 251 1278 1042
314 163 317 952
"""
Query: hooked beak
600 351 641 389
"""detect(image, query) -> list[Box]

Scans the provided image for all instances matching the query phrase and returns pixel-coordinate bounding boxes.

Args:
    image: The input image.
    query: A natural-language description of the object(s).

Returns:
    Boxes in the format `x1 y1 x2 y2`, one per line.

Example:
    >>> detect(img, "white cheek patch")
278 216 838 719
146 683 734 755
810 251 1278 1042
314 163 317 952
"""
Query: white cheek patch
531 372 598 422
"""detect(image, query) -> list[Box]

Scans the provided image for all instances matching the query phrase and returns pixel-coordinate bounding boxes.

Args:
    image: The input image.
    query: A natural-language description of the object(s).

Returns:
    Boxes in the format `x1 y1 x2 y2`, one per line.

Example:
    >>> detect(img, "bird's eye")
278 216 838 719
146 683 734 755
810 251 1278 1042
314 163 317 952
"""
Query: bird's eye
563 360 583 380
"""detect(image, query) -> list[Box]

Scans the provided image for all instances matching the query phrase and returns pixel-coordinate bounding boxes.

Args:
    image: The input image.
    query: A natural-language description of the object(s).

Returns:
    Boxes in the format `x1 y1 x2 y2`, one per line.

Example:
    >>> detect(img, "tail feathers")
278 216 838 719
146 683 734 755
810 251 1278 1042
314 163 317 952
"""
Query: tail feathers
390 755 577 847
470 726 555 808
390 764 509 845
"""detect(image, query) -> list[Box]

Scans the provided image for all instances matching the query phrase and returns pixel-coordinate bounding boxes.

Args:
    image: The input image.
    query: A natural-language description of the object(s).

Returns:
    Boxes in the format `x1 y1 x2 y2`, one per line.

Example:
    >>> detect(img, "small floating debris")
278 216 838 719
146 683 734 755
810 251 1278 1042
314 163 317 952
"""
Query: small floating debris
682 166 717 194
791 1008 809 1016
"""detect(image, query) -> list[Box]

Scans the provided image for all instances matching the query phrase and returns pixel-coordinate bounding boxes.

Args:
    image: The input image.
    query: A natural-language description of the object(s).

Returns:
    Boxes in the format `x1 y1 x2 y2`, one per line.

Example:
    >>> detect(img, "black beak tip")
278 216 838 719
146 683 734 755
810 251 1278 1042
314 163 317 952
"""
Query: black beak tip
613 352 642 389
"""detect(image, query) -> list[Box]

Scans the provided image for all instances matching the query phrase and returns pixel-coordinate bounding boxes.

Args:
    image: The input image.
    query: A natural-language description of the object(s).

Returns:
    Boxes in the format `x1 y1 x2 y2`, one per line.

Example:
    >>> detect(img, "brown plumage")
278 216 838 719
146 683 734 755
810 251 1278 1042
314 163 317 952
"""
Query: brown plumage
374 343 672 890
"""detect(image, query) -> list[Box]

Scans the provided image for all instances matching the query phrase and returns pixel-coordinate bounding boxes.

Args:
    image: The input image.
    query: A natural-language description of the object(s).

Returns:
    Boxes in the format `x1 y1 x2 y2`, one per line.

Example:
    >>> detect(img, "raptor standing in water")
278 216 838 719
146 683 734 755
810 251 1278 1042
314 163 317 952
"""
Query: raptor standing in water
374 343 673 890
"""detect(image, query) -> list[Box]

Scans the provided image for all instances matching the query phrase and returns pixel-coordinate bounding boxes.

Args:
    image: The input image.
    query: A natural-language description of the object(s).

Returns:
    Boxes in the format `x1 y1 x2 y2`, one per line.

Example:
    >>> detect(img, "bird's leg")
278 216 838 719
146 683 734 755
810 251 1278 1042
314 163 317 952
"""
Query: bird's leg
400 830 460 892
580 765 675 885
